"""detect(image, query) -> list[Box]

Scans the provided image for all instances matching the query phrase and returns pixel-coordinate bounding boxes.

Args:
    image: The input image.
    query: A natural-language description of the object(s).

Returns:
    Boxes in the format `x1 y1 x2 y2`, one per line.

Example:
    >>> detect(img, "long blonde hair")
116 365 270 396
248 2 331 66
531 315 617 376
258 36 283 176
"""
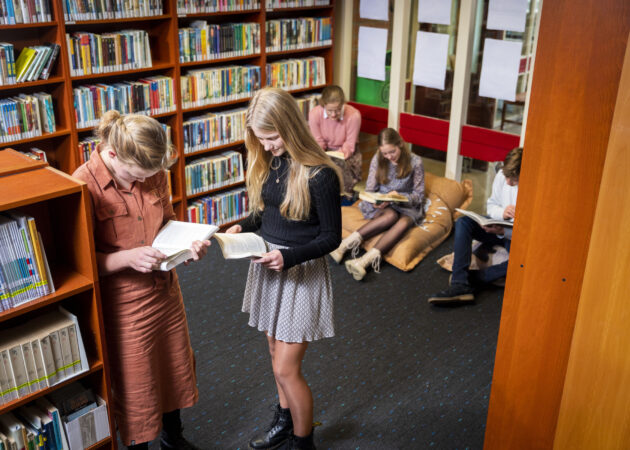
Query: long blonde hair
245 88 342 221
376 128 412 185
97 110 176 170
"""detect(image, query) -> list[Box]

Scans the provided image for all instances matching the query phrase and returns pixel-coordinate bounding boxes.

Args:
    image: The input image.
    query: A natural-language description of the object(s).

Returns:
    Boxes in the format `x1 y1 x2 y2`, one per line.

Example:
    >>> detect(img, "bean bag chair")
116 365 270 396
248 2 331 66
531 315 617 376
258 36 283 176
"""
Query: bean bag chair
340 172 473 271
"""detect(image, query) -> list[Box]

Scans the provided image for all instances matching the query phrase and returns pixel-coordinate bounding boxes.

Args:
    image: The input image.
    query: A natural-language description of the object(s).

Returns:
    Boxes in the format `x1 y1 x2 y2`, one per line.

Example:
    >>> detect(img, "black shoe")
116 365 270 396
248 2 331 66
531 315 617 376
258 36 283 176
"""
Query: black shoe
249 404 293 449
428 283 475 304
160 432 201 450
278 431 315 450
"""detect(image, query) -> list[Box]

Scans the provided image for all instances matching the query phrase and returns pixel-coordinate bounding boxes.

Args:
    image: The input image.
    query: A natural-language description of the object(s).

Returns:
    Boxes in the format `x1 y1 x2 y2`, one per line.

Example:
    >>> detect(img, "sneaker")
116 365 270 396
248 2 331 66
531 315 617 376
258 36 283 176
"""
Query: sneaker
428 283 475 304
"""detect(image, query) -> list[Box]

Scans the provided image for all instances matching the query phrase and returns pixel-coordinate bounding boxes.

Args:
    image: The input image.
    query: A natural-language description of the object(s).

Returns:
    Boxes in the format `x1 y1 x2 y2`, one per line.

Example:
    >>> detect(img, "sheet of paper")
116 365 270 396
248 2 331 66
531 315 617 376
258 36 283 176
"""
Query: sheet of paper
412 31 449 90
487 0 528 32
357 26 388 81
418 0 453 25
359 0 389 20
479 38 522 101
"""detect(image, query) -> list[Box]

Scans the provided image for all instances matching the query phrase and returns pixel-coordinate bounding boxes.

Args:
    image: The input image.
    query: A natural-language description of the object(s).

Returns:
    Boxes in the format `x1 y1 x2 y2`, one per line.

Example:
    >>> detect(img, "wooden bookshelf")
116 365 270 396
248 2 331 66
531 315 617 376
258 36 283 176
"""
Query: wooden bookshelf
0 0 335 227
0 148 115 448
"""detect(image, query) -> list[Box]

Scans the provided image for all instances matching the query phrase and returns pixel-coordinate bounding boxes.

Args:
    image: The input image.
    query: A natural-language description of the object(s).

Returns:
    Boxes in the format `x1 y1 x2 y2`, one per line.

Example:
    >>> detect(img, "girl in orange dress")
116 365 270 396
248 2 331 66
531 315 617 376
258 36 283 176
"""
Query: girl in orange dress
73 110 210 450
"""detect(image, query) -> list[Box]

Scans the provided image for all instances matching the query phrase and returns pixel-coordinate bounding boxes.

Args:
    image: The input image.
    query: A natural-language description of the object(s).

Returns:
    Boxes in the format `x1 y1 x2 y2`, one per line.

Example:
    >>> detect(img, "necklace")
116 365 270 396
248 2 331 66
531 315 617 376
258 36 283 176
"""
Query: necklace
270 157 283 183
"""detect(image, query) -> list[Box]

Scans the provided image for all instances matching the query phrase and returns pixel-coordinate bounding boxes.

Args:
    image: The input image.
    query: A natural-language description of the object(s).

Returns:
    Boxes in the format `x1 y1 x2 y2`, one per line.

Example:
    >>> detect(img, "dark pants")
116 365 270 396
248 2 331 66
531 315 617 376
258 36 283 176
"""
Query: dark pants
451 216 511 286
127 409 181 449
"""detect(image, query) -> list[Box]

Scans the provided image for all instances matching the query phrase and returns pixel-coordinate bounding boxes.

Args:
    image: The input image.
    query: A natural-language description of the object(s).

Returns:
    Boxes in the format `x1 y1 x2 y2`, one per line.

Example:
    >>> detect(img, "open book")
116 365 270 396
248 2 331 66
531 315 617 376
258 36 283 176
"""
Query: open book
152 220 219 271
455 208 514 227
326 150 346 160
359 191 409 205
213 233 267 259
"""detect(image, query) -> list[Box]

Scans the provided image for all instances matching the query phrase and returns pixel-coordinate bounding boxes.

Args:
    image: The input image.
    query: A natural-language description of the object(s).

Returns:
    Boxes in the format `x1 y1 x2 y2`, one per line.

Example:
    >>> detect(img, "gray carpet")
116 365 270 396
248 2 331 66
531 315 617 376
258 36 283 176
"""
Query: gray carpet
127 234 503 449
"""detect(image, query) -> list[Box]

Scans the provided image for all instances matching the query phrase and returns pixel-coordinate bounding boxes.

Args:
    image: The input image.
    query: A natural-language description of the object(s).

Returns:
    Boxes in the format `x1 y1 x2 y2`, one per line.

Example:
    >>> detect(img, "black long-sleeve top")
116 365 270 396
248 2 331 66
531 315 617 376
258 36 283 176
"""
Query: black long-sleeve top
239 154 341 270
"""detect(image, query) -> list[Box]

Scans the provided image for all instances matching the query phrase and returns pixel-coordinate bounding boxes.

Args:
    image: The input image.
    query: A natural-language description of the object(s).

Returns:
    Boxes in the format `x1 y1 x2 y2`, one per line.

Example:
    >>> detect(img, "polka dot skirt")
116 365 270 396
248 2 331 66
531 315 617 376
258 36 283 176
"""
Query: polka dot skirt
242 242 335 343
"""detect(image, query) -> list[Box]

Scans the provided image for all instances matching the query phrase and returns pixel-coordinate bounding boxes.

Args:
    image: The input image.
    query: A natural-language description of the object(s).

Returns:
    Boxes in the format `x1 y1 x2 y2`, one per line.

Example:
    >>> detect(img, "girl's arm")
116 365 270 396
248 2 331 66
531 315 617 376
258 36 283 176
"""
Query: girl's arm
340 109 361 158
308 107 327 150
398 157 425 207
364 154 379 192
279 168 341 270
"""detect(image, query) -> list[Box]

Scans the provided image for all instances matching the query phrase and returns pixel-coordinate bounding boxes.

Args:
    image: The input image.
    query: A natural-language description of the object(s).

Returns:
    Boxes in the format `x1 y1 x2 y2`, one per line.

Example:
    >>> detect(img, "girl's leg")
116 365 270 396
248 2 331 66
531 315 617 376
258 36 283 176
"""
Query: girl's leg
271 340 312 437
356 207 400 240
373 215 414 255
266 334 289 407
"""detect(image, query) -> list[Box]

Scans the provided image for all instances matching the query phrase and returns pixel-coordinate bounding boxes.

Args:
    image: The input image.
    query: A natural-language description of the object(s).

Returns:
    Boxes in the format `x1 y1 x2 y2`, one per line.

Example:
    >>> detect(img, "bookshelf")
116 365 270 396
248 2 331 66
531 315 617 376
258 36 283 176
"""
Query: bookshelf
0 0 335 228
0 148 115 448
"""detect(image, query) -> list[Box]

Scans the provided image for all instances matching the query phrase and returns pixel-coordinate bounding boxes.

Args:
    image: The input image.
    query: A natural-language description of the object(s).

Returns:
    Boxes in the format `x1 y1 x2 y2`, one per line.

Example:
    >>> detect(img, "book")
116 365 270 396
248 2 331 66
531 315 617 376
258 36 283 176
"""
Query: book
326 150 345 160
359 191 410 205
454 208 514 228
152 220 219 271
213 233 267 259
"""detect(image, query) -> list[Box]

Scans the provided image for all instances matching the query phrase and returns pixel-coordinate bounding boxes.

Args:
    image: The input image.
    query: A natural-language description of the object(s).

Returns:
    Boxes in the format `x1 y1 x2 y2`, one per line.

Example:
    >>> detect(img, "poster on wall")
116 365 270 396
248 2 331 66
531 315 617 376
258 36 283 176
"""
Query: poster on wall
487 0 528 32
418 0 452 25
412 31 449 90
357 26 388 81
360 0 389 21
479 38 522 101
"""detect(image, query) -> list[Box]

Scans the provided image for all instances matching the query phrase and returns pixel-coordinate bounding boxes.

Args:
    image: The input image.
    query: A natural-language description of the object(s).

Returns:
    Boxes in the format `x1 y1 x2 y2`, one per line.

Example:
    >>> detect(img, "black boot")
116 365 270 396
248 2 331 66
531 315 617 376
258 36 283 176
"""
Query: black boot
160 410 200 450
280 430 315 450
249 404 293 449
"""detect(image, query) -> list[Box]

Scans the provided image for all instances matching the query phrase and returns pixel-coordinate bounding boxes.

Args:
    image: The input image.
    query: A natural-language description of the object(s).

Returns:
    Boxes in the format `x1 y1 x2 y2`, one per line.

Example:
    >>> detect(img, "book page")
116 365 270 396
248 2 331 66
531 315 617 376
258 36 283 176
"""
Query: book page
152 220 218 256
213 233 267 259
326 150 346 160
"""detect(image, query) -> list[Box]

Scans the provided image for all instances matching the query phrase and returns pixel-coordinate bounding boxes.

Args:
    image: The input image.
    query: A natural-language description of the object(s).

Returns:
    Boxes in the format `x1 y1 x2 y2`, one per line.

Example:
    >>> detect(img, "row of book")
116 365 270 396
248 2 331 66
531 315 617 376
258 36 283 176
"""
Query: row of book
185 150 244 195
63 0 163 21
3 43 60 85
0 212 55 312
66 30 152 77
17 147 48 163
265 0 329 8
73 75 175 129
181 64 260 108
0 308 86 405
295 91 319 119
0 93 56 144
178 21 260 63
183 107 245 154
266 17 332 52
176 0 259 15
266 56 325 90
187 186 249 226
0 380 109 450
0 0 51 24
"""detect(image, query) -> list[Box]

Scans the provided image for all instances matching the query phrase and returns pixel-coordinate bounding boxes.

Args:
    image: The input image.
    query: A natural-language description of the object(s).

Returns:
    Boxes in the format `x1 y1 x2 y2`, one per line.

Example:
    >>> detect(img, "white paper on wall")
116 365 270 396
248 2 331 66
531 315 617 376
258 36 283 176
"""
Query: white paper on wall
479 38 522 101
357 26 388 81
412 31 449 90
418 0 453 25
360 0 389 21
487 0 528 32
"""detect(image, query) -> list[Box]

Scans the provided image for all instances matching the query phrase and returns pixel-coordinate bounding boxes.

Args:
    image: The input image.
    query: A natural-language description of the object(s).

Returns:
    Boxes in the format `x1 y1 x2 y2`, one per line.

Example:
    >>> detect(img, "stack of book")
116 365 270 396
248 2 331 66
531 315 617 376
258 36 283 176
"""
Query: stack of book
185 150 244 195
0 0 52 24
0 212 55 312
73 75 175 128
0 397 66 450
176 0 259 15
178 21 260 63
77 136 101 163
13 44 60 83
187 186 249 226
63 0 164 21
0 44 16 86
183 107 246 154
66 30 152 77
0 307 87 405
266 56 325 90
0 93 55 142
266 17 332 52
18 148 48 162
266 0 329 8
294 92 320 120
180 65 261 108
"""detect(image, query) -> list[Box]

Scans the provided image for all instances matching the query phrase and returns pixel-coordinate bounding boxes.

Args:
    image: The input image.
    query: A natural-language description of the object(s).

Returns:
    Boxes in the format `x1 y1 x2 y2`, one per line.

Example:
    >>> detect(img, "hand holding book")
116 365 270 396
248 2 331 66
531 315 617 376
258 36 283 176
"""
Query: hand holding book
359 190 409 205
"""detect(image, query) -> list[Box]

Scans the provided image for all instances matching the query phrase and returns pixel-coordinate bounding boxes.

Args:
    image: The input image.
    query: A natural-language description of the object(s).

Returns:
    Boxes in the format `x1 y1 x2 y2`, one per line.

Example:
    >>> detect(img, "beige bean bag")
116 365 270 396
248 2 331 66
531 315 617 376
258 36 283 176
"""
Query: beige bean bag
341 172 473 271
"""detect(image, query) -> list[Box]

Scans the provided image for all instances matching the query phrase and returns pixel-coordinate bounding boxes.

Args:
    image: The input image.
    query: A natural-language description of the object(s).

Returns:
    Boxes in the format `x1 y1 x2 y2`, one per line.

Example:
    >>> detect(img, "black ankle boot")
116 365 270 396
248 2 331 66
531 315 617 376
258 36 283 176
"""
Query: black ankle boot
280 430 315 450
249 404 293 449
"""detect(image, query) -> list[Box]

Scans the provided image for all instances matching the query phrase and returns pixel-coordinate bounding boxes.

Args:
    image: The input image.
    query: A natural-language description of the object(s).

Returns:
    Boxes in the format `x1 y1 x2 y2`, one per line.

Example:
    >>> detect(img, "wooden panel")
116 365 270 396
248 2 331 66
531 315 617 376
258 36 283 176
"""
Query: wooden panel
484 1 630 448
553 34 630 450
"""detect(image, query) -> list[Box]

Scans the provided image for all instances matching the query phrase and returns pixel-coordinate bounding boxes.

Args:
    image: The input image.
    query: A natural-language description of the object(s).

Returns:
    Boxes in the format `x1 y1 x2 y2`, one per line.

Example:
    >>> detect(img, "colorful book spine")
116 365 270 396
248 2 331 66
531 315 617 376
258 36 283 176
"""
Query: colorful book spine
0 93 55 143
266 17 332 52
64 0 163 22
294 92 320 120
0 0 51 24
180 65 261 109
265 56 325 91
176 0 260 15
187 187 249 226
185 151 244 196
178 22 260 63
183 107 246 154
265 0 329 8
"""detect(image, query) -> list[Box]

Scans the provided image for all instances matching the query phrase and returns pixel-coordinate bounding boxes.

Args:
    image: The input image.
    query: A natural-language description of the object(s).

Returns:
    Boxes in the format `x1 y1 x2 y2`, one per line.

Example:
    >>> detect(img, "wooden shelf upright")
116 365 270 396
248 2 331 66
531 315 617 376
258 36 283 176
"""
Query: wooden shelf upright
0 149 115 449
